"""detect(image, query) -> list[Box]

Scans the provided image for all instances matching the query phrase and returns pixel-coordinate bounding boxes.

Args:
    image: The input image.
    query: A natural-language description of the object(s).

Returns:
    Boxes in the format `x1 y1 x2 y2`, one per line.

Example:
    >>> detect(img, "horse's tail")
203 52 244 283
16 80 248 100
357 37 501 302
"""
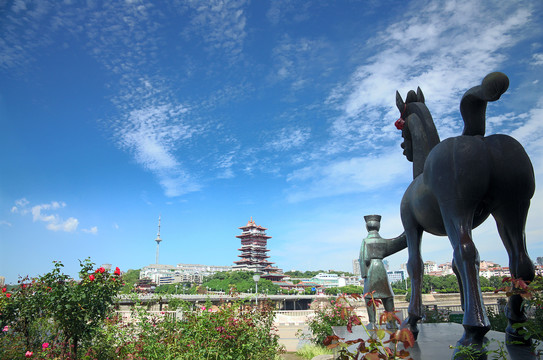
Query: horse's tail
460 72 509 136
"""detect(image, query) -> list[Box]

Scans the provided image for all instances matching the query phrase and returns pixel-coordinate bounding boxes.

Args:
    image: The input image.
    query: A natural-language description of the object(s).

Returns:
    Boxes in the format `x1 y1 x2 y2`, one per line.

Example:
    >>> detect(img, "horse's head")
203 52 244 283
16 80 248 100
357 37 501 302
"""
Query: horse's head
395 87 440 179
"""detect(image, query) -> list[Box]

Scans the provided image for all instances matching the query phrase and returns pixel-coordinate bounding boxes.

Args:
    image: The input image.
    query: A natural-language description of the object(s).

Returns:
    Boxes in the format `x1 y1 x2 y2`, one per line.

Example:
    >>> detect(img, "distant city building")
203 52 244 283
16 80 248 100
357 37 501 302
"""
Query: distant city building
232 217 286 282
342 275 361 286
352 259 361 276
177 263 232 273
387 269 408 284
437 262 453 275
140 262 233 285
423 260 438 274
388 259 521 279
0 276 4 287
311 273 346 288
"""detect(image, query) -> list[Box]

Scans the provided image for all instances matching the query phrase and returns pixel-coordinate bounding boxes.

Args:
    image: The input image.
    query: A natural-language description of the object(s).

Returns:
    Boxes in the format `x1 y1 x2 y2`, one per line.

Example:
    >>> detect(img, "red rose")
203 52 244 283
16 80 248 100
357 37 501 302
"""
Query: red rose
6 293 11 298
89 274 95 282
114 267 121 276
1 288 5 293
96 267 105 274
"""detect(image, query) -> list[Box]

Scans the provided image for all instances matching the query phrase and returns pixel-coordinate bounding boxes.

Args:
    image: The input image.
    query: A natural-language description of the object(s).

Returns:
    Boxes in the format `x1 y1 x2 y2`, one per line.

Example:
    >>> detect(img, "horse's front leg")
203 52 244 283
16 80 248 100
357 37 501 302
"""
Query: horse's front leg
401 225 423 339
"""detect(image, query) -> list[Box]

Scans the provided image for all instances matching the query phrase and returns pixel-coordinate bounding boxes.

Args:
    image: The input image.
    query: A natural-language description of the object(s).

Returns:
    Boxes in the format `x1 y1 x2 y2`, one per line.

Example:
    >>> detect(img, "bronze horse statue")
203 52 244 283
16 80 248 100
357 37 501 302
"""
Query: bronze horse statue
395 72 535 347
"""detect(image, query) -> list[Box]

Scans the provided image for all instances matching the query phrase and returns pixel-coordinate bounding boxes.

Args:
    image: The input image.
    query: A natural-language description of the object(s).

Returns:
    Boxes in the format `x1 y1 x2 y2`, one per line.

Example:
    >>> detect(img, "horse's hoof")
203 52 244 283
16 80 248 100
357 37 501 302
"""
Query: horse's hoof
505 324 532 346
401 318 419 340
458 325 490 346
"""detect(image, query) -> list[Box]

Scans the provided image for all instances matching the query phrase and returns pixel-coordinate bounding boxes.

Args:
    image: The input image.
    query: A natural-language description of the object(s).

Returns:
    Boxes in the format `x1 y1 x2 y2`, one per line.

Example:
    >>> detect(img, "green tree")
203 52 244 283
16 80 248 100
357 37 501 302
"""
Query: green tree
120 269 140 294
202 271 280 295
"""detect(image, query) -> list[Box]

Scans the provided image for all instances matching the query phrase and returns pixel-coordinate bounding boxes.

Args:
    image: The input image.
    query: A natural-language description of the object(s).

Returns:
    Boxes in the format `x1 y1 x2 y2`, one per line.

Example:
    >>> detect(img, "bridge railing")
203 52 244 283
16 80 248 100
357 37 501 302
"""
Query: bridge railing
113 303 501 325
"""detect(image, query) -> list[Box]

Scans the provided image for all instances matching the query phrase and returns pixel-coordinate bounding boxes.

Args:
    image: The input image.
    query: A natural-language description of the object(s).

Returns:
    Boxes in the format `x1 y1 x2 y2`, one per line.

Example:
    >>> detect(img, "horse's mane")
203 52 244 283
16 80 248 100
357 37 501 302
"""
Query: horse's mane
404 95 440 179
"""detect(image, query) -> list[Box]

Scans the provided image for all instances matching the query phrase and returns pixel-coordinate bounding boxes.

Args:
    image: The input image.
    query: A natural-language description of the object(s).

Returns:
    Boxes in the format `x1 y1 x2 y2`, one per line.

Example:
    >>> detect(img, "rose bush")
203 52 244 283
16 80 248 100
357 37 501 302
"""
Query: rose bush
0 259 122 359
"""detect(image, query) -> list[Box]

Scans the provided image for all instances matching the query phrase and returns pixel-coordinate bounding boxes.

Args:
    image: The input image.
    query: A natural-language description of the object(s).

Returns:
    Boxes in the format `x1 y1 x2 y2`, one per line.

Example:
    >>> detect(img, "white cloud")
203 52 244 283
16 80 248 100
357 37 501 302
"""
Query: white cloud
11 198 30 214
46 217 79 232
532 53 543 66
82 226 98 234
9 199 87 233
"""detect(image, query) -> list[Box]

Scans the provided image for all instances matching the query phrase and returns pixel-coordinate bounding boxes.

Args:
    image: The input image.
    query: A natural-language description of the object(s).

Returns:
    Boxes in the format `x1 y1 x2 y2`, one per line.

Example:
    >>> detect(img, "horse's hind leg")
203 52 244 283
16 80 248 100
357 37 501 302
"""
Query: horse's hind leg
452 258 465 311
441 206 490 345
492 199 535 344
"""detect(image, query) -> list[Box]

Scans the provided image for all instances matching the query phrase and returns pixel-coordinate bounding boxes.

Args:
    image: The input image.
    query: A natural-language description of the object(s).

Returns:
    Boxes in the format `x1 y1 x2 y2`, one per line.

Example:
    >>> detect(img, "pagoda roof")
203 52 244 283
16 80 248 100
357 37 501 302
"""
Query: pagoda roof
237 254 270 259
238 217 268 231
236 233 271 239
238 246 269 250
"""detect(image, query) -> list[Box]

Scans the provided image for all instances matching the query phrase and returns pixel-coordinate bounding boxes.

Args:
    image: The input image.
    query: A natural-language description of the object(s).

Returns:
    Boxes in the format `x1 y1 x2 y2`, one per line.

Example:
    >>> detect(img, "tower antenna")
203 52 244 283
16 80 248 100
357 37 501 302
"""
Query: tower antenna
155 216 162 264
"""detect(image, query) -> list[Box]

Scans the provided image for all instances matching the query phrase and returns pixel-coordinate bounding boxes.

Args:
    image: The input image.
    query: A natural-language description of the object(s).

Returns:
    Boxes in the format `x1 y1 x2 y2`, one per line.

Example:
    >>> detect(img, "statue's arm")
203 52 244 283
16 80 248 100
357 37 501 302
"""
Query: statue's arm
384 232 407 257
359 244 368 278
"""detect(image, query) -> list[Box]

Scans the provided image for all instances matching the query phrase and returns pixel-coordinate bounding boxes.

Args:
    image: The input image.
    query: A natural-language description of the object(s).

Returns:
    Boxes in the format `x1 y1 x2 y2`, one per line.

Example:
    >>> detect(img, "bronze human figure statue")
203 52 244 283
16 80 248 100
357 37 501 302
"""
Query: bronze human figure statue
395 72 535 349
359 215 406 330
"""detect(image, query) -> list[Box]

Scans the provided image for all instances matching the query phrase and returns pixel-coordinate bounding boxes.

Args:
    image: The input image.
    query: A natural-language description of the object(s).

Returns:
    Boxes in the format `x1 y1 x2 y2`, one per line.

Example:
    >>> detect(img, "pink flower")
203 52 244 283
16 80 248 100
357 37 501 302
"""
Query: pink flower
114 267 121 276
25 351 33 358
89 274 95 282
2 326 8 332
42 343 49 349
201 306 206 311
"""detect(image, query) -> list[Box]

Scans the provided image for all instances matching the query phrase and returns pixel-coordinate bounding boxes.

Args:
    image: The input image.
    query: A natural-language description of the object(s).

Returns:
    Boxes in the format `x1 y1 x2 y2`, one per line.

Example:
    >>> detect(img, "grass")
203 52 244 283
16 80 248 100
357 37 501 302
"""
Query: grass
295 344 334 359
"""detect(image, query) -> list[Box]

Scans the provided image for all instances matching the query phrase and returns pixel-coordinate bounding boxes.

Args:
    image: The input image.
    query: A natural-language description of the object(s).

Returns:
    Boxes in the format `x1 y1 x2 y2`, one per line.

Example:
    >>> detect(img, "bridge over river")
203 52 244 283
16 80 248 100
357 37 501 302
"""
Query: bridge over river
116 293 321 311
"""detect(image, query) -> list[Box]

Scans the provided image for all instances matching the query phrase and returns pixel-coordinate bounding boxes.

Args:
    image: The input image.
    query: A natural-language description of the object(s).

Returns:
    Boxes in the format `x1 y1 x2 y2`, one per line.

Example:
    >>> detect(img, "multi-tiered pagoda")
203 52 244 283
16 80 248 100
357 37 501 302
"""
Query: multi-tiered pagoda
233 217 286 282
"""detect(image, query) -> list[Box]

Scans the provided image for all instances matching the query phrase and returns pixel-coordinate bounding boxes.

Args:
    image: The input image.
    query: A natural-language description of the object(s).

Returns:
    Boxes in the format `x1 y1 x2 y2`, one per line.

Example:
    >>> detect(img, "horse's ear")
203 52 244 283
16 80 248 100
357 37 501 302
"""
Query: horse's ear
417 87 425 103
396 91 404 111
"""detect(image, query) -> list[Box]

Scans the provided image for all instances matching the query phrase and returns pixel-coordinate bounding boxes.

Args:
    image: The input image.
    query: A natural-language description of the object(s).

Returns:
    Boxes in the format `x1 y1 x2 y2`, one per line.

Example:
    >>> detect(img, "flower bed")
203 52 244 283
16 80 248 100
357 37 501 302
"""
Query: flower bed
0 260 283 359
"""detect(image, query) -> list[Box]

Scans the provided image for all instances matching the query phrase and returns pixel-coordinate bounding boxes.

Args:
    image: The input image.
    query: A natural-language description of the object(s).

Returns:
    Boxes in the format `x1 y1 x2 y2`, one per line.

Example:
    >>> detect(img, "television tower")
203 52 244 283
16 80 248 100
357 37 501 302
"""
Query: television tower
155 216 162 264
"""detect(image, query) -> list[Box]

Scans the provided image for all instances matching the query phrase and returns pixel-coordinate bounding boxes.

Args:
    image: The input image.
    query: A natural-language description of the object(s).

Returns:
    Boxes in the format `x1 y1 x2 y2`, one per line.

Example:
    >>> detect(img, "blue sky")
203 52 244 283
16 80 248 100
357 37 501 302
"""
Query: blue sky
1 0 543 284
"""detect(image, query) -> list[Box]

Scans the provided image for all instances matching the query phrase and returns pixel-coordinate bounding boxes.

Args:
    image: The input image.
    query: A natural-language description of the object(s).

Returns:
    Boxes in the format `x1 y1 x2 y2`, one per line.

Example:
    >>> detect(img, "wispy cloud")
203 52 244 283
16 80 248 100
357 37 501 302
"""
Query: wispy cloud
286 152 410 202
326 0 532 151
0 220 12 227
184 0 248 60
266 127 311 152
286 0 541 201
114 103 202 196
10 198 89 233
270 35 333 92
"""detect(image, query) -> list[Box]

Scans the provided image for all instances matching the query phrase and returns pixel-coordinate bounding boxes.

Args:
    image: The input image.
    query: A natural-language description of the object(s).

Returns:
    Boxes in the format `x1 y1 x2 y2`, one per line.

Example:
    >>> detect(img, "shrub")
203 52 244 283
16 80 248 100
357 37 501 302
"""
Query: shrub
301 298 354 345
